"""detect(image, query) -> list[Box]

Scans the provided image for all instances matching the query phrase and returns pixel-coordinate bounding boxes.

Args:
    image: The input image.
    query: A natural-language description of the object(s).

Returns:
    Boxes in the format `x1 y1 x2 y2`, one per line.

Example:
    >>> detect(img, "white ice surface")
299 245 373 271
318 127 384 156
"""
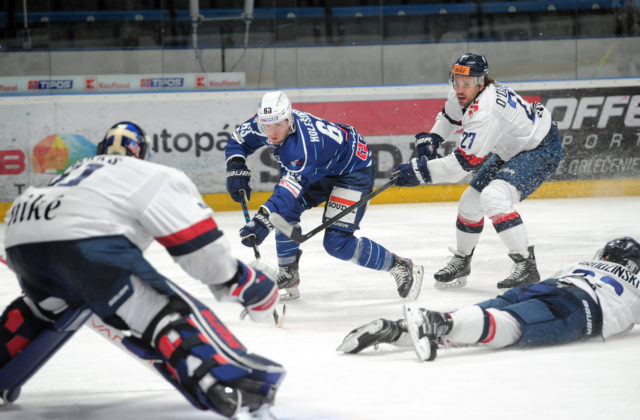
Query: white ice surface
1 196 640 420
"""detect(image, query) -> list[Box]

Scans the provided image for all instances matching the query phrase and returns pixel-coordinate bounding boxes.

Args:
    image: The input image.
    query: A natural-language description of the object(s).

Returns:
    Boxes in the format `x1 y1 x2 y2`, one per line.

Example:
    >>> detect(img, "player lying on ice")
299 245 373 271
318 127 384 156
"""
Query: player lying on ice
0 122 285 419
225 90 423 301
337 237 640 362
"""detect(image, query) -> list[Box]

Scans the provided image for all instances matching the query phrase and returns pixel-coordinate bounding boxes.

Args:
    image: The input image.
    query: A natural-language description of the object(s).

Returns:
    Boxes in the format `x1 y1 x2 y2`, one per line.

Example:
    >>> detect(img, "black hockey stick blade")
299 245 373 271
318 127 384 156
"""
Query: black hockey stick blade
270 174 400 244
239 190 261 260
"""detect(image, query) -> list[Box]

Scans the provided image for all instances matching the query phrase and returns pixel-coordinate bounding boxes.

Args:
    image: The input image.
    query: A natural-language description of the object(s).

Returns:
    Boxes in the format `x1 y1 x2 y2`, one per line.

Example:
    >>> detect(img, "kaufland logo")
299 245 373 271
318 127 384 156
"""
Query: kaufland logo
140 77 184 88
85 77 97 90
195 74 241 88
27 80 73 90
195 75 207 88
85 77 130 90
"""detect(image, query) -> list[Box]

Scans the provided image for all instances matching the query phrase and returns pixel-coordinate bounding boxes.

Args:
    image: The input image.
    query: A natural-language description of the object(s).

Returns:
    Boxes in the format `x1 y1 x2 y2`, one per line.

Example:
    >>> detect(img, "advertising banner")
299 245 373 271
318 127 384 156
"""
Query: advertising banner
538 87 640 180
0 72 245 95
0 81 638 204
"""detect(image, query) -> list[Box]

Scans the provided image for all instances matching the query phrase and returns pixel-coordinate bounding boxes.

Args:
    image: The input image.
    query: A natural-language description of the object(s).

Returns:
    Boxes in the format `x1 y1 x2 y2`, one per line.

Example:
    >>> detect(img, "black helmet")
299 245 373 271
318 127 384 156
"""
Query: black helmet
450 53 489 85
596 237 640 274
96 121 150 160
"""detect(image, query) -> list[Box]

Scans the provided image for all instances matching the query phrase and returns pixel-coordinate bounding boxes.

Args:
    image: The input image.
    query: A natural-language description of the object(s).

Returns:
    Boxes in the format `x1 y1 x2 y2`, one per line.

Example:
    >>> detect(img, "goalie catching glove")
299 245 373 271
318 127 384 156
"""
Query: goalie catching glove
209 261 279 323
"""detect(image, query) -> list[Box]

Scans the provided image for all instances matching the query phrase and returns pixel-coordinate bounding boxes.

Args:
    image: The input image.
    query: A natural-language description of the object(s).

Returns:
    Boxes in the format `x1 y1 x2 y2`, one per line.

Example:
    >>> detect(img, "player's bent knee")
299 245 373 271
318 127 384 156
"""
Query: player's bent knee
458 187 484 220
323 229 357 260
479 180 520 216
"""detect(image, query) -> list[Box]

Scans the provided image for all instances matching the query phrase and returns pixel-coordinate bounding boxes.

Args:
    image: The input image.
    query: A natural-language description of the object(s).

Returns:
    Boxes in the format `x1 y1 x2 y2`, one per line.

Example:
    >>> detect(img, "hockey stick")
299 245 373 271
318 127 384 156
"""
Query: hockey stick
238 190 286 327
269 173 400 244
240 190 261 260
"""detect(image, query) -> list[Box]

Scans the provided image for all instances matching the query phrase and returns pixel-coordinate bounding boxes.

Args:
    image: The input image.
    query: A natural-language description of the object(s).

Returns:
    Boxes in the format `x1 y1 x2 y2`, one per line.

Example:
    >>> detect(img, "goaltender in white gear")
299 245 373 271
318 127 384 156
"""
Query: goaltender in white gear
1 122 284 418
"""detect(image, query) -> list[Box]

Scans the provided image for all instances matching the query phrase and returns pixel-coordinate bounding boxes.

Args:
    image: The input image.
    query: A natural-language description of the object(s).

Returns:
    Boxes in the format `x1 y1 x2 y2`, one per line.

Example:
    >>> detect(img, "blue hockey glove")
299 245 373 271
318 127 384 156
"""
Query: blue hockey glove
240 207 274 247
392 157 432 187
226 158 251 203
415 132 444 160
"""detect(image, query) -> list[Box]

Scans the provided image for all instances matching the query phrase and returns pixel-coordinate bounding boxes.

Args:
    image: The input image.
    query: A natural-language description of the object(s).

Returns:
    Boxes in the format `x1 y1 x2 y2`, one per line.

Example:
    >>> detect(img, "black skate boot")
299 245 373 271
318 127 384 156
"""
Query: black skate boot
497 246 540 289
336 318 408 354
389 255 424 300
403 304 453 362
277 250 302 301
433 247 474 289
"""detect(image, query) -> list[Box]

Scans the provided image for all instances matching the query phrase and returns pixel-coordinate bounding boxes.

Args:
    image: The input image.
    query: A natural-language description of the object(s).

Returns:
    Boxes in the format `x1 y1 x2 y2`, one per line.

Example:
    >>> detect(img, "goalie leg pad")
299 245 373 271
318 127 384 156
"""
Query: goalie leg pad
0 301 90 402
133 286 285 417
1 296 51 369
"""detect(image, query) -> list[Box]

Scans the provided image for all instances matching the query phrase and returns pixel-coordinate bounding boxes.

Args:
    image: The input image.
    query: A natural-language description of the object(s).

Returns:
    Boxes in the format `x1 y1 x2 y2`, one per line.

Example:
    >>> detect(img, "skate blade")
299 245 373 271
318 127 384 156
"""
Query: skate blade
233 403 276 420
278 286 300 301
336 319 384 353
405 265 425 300
403 304 437 362
272 303 286 328
433 276 467 290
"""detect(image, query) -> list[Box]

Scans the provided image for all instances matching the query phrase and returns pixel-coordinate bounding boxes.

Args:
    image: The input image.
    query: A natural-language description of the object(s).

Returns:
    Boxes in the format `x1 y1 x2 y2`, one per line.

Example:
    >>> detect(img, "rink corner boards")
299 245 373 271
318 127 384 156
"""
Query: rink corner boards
0 178 638 221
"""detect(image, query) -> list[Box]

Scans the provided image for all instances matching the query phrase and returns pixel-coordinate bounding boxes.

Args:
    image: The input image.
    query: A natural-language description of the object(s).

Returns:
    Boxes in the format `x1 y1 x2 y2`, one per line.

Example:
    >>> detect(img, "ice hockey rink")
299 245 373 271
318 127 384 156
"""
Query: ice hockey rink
1 195 639 420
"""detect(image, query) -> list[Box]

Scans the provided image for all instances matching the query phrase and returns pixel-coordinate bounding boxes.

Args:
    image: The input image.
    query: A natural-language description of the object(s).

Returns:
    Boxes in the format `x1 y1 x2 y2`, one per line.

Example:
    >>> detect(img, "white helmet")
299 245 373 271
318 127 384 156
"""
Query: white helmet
257 91 295 135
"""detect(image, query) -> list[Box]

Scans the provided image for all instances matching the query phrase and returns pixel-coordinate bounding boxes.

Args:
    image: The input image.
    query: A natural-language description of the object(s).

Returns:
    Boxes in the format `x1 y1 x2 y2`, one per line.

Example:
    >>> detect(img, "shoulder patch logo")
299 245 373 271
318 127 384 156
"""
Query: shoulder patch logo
468 100 480 116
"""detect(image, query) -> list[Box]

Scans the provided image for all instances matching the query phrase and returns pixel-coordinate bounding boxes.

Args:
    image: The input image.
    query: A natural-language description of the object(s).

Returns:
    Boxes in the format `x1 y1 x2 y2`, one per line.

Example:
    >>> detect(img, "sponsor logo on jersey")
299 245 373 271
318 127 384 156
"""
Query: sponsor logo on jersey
468 100 480 116
27 80 73 90
326 195 356 212
139 77 184 88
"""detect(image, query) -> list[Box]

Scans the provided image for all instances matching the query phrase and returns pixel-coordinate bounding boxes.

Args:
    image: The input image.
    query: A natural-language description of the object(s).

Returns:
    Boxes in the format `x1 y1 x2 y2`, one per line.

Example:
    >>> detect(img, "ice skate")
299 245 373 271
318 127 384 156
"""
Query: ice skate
497 246 540 289
433 247 473 289
389 255 424 300
276 250 301 301
403 304 453 362
337 318 407 354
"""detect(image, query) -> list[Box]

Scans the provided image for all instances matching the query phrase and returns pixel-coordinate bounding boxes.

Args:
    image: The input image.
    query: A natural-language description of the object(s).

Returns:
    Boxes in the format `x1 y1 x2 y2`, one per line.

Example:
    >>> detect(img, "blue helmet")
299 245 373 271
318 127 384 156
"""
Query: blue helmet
597 237 640 274
450 53 489 86
97 121 150 160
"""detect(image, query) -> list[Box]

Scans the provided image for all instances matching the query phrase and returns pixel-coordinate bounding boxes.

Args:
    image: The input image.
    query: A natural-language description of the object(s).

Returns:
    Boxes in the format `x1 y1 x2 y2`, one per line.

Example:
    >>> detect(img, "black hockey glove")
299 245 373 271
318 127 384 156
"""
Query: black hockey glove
415 132 444 160
226 157 251 202
239 207 274 247
392 157 431 187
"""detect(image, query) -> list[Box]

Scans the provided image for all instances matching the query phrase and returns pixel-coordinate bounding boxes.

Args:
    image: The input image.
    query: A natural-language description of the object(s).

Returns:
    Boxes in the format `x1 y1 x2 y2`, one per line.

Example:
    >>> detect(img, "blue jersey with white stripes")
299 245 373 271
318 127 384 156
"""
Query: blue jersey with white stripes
226 109 372 216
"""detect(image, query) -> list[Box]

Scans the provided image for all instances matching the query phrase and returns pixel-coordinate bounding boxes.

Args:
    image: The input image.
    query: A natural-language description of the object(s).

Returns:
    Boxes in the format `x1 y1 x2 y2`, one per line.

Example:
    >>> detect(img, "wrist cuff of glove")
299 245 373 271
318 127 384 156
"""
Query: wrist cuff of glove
256 207 274 230
415 132 444 146
227 156 246 166
411 157 432 184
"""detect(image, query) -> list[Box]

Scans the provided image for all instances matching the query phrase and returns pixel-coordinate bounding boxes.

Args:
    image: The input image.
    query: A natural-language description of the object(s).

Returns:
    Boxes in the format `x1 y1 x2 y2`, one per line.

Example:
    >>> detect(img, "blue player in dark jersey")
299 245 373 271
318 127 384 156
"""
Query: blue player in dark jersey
226 91 424 301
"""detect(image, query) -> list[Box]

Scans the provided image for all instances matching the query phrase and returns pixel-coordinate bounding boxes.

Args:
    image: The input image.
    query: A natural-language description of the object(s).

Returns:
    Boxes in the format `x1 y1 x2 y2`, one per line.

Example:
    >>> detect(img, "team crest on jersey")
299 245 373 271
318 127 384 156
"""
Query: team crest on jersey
468 100 480 116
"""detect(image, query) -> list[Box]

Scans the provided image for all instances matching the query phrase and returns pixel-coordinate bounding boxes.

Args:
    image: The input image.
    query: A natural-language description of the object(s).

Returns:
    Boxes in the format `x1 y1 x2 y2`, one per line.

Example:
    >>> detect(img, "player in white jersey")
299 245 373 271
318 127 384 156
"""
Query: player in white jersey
393 53 562 289
337 237 640 362
0 122 285 418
